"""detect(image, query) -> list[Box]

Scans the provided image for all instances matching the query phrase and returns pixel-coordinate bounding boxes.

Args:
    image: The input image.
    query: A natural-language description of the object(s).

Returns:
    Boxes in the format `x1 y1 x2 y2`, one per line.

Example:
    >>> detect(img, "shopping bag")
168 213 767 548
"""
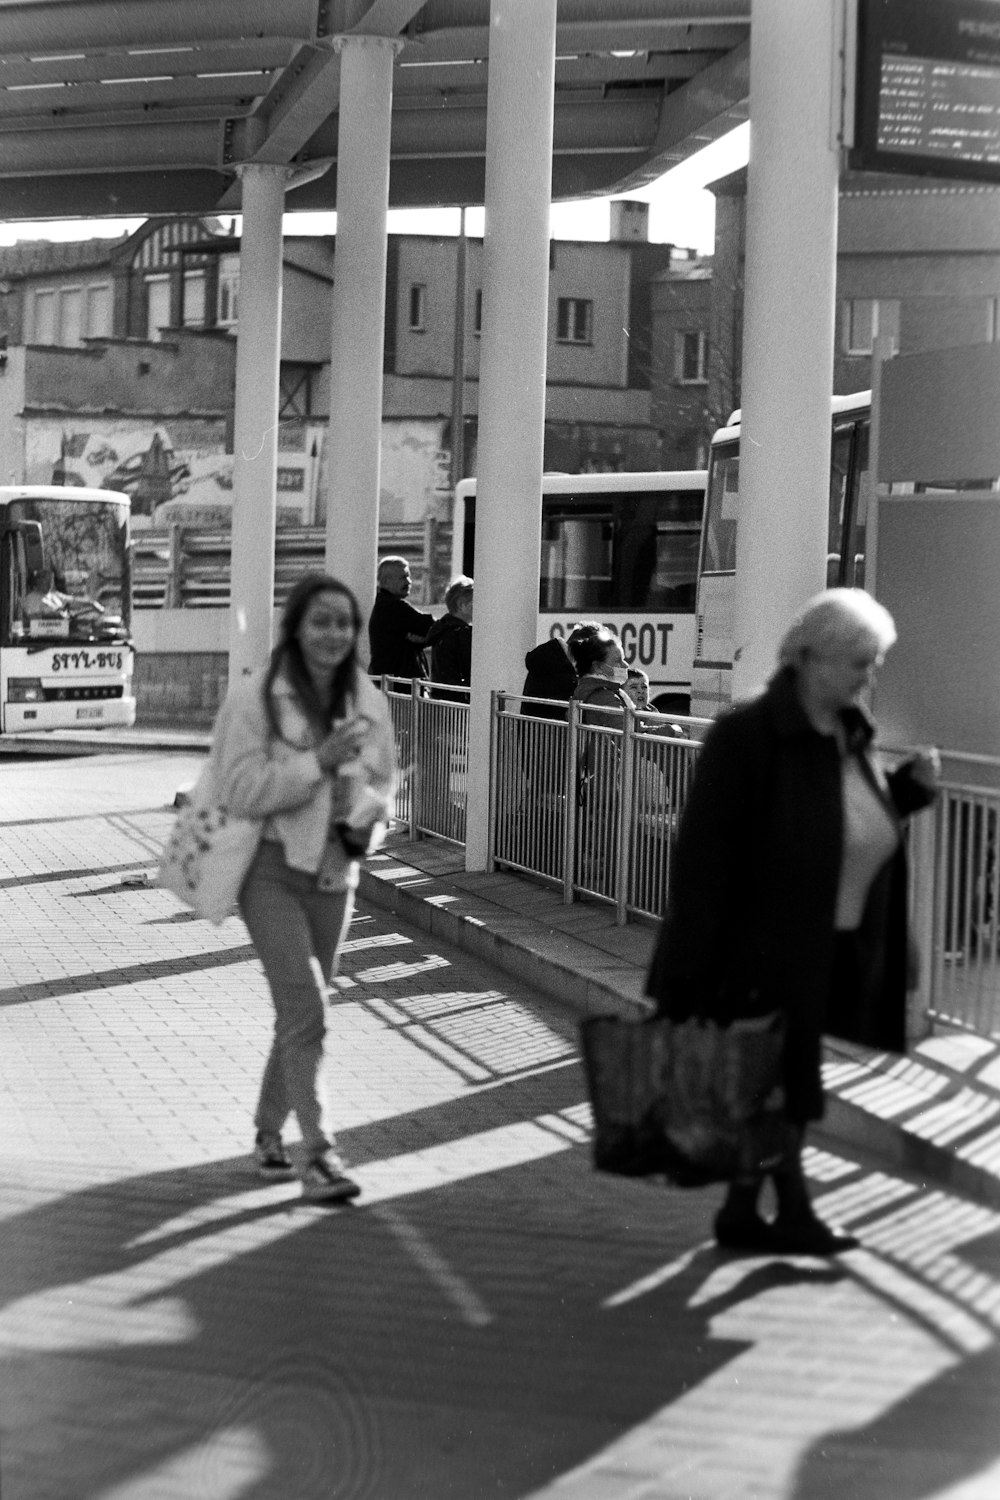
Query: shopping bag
157 759 263 924
579 1010 788 1186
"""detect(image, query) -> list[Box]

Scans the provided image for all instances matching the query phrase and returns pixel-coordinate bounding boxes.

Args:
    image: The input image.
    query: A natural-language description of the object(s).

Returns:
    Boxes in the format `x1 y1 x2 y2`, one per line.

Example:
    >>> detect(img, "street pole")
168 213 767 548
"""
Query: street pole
450 206 468 502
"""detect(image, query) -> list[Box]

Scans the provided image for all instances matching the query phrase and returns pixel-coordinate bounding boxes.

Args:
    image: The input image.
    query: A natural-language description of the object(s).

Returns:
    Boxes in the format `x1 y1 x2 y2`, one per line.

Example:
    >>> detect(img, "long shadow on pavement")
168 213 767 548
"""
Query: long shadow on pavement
1 1138 846 1500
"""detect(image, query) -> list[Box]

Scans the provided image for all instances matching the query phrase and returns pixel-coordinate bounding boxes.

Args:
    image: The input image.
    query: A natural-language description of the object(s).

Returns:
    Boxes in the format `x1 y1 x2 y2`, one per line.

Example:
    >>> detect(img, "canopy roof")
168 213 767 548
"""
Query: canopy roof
0 0 749 220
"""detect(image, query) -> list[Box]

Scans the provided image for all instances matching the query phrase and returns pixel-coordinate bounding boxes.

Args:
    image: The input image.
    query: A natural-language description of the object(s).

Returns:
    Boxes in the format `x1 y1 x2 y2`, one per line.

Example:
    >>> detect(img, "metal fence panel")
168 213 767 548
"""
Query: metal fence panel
383 683 1000 1040
492 700 569 882
930 780 1000 1037
626 725 701 920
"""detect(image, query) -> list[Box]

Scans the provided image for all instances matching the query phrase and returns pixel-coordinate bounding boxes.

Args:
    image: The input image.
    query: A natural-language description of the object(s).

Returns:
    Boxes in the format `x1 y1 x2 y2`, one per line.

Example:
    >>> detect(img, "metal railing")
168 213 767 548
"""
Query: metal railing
382 677 471 845
921 753 1000 1037
380 686 999 1039
490 692 707 924
132 519 451 610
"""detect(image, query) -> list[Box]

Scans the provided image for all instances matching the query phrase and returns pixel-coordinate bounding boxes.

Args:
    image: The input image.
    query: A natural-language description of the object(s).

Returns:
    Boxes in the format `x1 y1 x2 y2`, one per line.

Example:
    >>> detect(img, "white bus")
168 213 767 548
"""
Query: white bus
1 486 136 733
693 392 872 719
453 470 706 713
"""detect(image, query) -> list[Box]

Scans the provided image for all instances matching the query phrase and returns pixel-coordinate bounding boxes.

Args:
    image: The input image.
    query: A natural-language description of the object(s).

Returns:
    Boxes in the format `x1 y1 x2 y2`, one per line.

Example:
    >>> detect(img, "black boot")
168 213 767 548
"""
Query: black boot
713 1177 775 1253
770 1135 858 1255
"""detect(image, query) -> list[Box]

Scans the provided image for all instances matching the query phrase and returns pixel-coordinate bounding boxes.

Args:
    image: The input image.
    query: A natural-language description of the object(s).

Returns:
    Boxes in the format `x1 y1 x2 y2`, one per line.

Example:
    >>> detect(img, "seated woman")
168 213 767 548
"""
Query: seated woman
570 628 630 723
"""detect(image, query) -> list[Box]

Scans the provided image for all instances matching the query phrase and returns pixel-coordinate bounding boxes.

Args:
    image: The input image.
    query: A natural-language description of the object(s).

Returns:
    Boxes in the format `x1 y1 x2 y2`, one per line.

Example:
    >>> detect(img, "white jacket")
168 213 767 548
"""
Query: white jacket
212 666 397 890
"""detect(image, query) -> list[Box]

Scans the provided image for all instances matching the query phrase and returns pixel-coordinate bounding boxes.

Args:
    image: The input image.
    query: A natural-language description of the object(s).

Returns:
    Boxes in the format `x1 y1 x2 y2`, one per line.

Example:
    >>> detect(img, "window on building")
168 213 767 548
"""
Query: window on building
30 285 106 347
217 259 240 329
843 298 900 355
279 366 315 419
844 298 877 354
85 284 112 339
31 290 56 344
556 297 593 344
474 288 483 336
409 283 427 331
182 270 206 328
59 289 83 348
145 274 171 341
675 330 707 383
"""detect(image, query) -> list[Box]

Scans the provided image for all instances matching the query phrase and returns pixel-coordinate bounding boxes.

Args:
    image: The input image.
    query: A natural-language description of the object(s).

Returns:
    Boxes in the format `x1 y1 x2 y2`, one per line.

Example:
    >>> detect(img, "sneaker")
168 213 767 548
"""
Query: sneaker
301 1150 361 1204
254 1131 296 1180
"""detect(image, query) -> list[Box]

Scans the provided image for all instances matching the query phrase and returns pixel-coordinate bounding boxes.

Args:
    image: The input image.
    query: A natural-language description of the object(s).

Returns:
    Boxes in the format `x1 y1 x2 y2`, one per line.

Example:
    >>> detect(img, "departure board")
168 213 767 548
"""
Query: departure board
853 0 1000 181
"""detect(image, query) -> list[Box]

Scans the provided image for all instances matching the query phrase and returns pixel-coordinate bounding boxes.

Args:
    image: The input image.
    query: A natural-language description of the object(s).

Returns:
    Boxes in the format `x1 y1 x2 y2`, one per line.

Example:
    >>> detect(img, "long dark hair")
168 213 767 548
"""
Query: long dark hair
262 573 363 743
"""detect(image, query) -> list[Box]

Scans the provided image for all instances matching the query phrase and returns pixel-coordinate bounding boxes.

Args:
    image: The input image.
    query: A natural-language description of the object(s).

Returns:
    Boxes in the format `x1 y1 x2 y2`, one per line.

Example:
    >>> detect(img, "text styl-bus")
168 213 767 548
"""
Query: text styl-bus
453 470 706 713
693 393 872 718
1 485 136 733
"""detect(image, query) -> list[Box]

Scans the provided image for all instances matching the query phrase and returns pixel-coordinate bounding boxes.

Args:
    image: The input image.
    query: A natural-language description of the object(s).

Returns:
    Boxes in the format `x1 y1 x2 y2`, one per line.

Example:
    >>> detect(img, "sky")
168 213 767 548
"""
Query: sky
0 123 750 255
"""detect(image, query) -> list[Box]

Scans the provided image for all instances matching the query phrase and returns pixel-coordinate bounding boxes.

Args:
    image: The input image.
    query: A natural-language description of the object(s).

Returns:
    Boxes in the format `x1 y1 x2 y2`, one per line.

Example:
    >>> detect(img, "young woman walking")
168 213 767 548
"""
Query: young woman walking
213 573 396 1202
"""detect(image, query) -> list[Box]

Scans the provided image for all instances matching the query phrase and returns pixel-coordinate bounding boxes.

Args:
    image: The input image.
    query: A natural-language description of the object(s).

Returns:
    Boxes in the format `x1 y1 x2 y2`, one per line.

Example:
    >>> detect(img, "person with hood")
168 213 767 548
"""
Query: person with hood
520 620 603 721
426 576 473 698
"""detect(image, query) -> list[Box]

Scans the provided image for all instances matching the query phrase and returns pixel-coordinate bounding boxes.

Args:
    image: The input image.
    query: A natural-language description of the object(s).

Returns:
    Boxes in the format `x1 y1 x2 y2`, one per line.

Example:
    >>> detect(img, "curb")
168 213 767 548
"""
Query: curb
360 858 1000 1211
357 862 649 1022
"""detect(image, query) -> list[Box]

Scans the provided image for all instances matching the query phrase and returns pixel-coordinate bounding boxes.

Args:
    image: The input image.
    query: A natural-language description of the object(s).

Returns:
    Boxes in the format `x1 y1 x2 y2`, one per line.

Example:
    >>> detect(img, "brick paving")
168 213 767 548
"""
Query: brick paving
2 750 1000 1499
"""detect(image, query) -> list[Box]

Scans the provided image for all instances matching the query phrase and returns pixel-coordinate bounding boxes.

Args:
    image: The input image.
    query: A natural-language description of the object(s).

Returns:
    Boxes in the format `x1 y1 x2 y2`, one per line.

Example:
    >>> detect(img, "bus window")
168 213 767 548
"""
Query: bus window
614 490 702 610
702 444 738 573
540 504 613 610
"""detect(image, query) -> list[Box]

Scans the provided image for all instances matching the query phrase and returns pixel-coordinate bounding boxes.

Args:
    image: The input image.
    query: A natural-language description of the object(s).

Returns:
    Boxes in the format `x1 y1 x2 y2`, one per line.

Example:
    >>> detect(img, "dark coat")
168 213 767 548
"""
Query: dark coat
645 666 935 1122
521 638 578 722
426 612 472 692
368 591 434 678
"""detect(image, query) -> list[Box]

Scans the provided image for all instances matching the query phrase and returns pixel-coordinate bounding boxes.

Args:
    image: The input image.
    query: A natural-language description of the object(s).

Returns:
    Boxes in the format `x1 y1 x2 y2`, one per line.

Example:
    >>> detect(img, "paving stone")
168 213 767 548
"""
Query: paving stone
2 751 1000 1498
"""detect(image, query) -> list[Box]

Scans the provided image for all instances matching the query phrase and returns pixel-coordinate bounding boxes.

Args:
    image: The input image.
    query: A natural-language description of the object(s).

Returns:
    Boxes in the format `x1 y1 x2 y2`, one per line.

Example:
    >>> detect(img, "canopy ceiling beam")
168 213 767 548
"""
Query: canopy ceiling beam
400 23 748 65
295 93 662 163
0 77 267 123
0 0 321 56
0 120 220 175
350 0 433 34
0 40 296 89
610 36 749 190
241 44 341 165
393 51 723 95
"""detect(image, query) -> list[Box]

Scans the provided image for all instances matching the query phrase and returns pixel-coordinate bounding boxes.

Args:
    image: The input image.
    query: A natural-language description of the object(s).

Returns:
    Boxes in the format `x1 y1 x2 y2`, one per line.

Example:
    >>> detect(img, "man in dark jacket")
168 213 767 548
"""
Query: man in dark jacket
368 556 434 679
426 576 473 696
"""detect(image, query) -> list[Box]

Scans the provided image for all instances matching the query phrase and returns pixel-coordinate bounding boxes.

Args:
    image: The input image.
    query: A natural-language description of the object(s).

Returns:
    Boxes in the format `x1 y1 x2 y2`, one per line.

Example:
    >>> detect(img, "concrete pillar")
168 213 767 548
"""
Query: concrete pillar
324 34 400 627
464 0 558 871
228 162 286 682
730 0 841 699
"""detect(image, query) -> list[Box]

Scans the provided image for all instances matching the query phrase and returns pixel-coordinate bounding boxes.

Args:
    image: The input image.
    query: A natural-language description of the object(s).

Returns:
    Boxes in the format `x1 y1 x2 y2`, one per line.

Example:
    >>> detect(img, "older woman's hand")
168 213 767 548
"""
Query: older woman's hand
317 716 371 773
908 747 941 794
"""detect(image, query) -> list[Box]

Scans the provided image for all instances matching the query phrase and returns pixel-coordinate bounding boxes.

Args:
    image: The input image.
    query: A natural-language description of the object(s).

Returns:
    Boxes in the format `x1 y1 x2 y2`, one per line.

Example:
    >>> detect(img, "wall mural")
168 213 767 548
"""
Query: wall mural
25 417 322 528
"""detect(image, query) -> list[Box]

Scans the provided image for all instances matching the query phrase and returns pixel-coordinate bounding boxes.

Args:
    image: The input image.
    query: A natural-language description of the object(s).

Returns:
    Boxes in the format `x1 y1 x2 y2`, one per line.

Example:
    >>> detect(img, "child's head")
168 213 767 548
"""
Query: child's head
624 668 650 709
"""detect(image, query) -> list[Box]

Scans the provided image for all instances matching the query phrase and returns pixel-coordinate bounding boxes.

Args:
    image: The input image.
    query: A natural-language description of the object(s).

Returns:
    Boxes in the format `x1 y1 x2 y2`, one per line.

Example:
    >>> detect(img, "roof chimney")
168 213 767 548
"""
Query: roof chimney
609 199 649 243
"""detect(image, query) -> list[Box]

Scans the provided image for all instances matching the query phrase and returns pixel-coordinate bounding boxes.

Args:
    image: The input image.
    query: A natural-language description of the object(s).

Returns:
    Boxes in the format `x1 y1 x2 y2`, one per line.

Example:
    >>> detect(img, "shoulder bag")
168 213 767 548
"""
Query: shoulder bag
579 1008 788 1186
157 757 263 924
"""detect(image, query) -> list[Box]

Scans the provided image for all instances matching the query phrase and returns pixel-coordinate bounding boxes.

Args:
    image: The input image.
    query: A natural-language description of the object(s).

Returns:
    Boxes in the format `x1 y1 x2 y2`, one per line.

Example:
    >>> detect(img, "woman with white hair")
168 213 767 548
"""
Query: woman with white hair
646 588 938 1255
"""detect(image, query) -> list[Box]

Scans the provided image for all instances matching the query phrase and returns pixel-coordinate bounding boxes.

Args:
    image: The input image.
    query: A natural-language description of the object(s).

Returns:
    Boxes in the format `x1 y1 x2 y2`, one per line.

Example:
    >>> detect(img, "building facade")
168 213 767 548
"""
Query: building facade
0 205 673 540
650 170 1000 468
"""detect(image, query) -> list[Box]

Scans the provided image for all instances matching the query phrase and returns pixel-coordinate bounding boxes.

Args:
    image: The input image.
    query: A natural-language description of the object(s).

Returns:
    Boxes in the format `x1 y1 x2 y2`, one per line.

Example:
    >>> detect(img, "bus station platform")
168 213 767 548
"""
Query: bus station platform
361 828 1000 1214
2 746 1000 1498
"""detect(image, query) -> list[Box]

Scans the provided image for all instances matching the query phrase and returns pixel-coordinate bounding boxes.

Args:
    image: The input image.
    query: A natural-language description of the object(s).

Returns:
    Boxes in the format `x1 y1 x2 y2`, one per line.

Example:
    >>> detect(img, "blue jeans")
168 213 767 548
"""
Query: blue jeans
239 840 354 1157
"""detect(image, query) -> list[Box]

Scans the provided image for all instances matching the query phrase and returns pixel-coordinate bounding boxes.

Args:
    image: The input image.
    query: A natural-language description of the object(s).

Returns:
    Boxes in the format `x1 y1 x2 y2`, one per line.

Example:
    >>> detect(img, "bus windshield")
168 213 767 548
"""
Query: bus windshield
5 496 130 645
539 489 702 612
702 441 739 573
